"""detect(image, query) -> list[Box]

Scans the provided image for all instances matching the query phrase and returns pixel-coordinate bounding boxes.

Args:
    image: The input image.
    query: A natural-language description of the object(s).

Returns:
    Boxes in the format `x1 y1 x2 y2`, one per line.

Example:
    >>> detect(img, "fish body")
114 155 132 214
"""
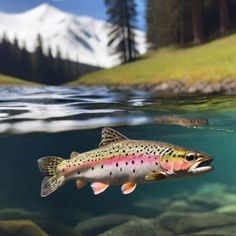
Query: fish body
38 128 213 197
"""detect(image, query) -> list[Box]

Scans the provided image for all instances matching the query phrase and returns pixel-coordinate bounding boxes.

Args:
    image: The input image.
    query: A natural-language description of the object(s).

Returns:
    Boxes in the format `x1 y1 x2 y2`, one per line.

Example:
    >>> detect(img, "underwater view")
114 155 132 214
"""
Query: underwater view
0 86 236 236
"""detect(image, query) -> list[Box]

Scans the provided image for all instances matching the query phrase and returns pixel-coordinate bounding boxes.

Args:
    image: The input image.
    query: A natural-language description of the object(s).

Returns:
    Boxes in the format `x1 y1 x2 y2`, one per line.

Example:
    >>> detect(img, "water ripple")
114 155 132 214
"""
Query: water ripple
0 86 235 134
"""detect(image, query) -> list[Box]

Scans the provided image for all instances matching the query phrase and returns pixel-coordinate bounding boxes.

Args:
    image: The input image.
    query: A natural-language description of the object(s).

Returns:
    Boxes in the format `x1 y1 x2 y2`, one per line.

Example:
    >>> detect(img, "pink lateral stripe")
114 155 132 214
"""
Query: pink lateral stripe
62 154 161 175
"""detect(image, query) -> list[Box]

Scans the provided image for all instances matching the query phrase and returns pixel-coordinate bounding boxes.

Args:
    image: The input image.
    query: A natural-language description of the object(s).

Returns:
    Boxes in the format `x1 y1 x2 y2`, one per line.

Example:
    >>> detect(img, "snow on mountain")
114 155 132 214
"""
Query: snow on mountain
0 4 147 68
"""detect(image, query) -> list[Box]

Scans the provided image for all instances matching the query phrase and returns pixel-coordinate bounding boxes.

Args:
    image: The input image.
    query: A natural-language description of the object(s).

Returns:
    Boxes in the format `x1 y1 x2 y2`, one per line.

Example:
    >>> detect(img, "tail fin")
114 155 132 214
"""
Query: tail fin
38 156 65 197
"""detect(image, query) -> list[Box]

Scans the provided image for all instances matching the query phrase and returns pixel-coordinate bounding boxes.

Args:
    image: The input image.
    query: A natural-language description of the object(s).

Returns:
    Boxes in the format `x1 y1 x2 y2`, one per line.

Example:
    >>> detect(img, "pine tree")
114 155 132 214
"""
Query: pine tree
191 0 205 45
146 0 192 48
32 34 46 83
219 0 230 33
105 0 138 63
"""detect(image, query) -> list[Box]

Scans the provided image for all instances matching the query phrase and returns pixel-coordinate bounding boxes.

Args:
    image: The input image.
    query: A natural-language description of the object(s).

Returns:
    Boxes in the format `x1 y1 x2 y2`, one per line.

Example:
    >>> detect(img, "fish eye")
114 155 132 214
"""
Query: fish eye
185 153 196 161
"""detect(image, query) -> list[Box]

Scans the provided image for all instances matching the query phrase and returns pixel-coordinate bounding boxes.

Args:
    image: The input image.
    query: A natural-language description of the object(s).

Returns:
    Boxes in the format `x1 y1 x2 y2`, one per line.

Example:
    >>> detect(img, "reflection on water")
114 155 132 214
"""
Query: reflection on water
0 86 236 134
0 86 236 236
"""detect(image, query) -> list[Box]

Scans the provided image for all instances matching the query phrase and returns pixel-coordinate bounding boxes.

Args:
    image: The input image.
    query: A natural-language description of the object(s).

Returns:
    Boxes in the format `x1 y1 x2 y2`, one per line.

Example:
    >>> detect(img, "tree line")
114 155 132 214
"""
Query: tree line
104 0 236 59
146 0 235 48
0 34 81 85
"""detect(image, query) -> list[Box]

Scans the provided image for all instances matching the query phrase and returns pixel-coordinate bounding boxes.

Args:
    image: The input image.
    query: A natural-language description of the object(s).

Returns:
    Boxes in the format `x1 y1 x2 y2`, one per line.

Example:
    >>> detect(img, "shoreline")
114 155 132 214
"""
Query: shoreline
78 78 236 95
1 78 236 95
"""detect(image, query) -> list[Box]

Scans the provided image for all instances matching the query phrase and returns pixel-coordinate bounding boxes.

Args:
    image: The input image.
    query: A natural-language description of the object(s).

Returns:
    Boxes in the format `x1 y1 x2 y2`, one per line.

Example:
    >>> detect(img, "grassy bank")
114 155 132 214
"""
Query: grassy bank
70 34 236 85
0 74 36 85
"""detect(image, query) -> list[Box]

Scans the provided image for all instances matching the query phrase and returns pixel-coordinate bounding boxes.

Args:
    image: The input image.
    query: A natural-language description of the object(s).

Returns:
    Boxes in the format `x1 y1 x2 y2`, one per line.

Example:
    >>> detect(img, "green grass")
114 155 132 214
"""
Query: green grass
70 34 236 85
0 74 36 85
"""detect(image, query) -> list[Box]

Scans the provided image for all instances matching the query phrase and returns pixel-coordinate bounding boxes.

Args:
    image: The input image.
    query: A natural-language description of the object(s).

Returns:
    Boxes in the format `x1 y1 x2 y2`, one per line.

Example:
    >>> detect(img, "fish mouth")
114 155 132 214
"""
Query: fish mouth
188 158 213 174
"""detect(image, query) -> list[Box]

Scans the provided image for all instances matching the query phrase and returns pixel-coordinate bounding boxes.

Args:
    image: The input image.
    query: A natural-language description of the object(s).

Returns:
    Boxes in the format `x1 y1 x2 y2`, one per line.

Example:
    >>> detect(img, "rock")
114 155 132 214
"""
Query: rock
165 200 190 213
156 212 236 234
36 220 80 236
188 183 236 210
181 225 236 236
216 205 236 215
98 219 173 236
0 220 48 236
0 208 39 220
75 214 138 236
133 197 170 216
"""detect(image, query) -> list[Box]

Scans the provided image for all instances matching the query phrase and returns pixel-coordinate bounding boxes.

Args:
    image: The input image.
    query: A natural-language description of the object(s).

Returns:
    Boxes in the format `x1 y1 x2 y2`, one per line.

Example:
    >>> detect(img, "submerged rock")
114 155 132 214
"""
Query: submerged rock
36 220 81 236
75 214 138 236
164 200 190 213
216 205 236 215
0 208 39 220
181 225 236 236
156 212 236 234
133 197 170 217
98 219 173 236
0 220 48 236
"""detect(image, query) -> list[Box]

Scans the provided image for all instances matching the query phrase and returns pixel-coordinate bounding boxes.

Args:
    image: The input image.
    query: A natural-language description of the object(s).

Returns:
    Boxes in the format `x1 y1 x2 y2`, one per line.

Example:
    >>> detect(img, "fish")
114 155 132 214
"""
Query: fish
155 116 208 128
37 127 213 197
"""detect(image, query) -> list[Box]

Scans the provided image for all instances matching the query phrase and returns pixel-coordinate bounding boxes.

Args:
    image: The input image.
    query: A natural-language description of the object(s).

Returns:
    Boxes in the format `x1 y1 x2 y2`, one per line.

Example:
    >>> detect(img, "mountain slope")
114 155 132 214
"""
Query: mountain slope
0 4 147 68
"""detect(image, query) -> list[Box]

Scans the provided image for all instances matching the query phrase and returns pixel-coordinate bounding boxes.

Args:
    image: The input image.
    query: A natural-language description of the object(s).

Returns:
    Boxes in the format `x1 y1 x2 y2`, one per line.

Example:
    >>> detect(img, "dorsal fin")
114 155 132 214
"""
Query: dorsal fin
99 127 128 147
70 151 80 159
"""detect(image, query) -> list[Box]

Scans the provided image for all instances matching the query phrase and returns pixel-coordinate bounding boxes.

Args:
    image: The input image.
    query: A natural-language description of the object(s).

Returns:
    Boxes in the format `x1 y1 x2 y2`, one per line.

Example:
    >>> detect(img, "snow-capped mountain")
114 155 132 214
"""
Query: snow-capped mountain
0 4 147 68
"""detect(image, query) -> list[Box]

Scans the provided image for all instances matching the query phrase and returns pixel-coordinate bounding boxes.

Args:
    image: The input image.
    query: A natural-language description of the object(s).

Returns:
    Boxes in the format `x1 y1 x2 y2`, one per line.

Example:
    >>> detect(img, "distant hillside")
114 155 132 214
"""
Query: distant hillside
0 74 36 85
70 34 236 85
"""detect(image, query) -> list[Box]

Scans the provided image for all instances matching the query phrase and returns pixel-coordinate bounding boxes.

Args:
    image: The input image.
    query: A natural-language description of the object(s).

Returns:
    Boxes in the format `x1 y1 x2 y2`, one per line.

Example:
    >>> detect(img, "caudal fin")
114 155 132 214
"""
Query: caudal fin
38 156 65 197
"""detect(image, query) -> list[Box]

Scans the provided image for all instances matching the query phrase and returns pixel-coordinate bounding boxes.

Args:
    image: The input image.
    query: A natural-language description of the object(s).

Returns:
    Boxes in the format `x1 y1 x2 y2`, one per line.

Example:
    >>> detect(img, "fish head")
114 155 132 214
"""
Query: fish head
159 145 213 177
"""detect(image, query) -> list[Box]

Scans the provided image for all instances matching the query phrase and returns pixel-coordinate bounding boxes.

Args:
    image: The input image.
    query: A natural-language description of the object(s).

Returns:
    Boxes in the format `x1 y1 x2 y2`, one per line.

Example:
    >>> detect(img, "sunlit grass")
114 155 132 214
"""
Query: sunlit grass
70 34 236 85
0 74 37 85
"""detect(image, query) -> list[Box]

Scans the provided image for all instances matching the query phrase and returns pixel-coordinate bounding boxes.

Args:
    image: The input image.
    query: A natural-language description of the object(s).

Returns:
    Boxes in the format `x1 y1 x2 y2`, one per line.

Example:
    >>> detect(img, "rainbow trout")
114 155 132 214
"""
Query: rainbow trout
38 127 213 197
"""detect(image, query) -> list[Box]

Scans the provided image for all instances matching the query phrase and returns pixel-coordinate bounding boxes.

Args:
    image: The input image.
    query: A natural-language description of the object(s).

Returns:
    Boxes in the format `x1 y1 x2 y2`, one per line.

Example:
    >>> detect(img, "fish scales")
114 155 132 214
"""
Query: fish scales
59 140 164 184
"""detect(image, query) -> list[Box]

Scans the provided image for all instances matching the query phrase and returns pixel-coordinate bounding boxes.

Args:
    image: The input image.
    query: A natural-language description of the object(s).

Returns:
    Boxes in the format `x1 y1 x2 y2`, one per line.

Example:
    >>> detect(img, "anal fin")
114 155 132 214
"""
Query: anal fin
91 182 109 195
76 179 86 189
121 182 136 194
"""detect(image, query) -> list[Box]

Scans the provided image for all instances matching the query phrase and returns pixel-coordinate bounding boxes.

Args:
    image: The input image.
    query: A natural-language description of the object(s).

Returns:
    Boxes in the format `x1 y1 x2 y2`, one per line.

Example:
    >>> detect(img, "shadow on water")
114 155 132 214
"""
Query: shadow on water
0 86 236 235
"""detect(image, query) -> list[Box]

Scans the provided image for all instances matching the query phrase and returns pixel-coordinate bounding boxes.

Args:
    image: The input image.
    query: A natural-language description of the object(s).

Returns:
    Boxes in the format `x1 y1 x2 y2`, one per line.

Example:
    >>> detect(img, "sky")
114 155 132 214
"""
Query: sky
0 0 146 30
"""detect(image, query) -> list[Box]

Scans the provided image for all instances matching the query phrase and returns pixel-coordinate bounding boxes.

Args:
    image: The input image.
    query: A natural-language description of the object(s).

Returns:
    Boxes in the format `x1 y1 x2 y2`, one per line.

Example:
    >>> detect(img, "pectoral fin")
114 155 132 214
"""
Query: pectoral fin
145 172 167 181
121 182 136 194
91 182 109 195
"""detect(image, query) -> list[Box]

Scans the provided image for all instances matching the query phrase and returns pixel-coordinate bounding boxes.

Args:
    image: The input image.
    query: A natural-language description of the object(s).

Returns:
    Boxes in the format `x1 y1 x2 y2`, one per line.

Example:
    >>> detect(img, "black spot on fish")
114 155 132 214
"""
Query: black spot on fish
120 168 122 172
133 169 135 173
101 165 104 169
166 160 168 163
116 163 118 167
141 160 144 164
110 171 112 176
126 162 128 165
77 172 80 175
132 160 135 164
92 167 94 170
156 162 158 165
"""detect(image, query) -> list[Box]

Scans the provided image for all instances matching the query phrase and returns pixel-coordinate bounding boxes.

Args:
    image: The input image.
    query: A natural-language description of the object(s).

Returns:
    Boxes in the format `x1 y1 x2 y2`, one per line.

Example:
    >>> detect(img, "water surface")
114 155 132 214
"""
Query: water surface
0 86 236 235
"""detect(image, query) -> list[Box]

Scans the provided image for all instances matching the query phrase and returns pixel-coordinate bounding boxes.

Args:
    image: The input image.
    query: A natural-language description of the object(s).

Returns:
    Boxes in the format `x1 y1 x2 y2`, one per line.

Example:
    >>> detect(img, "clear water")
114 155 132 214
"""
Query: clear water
1 86 236 235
